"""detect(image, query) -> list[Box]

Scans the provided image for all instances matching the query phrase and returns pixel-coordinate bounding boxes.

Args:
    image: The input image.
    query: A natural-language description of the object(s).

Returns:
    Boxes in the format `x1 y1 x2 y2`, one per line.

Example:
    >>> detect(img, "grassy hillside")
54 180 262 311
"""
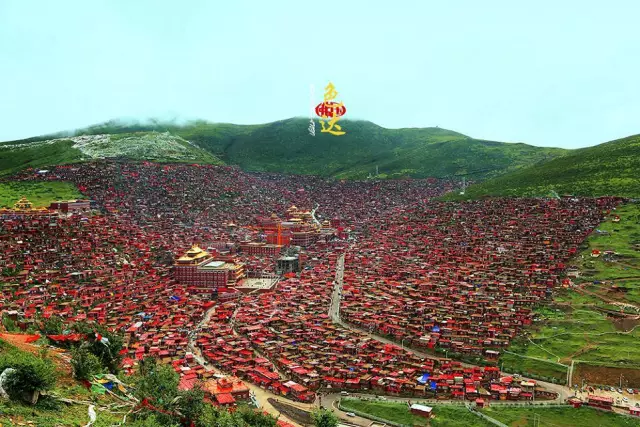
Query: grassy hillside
0 139 84 176
0 182 83 208
2 118 566 180
500 203 640 386
209 119 565 180
340 398 492 427
451 134 640 198
0 131 222 176
482 406 638 427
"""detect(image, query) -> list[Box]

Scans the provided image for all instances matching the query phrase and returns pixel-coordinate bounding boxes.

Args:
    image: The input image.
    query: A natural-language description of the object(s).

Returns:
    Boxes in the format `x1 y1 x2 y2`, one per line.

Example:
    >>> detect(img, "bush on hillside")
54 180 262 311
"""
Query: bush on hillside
40 315 64 335
71 321 124 374
198 404 278 427
70 345 102 380
0 340 57 403
312 408 339 427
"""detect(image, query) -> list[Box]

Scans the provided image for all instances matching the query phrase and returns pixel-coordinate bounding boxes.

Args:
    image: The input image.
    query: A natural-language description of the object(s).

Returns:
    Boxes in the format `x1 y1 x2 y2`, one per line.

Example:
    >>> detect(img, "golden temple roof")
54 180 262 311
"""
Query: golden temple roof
177 245 211 262
13 196 33 210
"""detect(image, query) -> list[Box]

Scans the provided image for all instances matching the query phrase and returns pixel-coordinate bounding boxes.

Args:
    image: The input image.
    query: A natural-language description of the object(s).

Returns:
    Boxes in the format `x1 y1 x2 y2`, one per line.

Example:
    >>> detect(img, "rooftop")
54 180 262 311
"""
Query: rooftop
410 403 433 412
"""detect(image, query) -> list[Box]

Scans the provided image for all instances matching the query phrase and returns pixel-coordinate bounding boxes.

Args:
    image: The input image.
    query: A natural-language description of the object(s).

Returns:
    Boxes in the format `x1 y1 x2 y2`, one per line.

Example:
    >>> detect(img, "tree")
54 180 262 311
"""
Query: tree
198 404 277 427
235 406 277 427
199 405 247 427
40 315 64 335
70 345 102 380
135 357 180 403
128 414 180 427
312 408 338 427
71 321 124 374
132 357 181 425
178 386 205 426
1 314 20 332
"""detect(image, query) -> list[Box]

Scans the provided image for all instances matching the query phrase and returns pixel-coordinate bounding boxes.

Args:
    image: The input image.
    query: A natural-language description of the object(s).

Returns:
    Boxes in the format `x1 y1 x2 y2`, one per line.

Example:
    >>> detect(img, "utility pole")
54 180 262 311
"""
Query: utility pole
620 374 623 389
376 165 379 176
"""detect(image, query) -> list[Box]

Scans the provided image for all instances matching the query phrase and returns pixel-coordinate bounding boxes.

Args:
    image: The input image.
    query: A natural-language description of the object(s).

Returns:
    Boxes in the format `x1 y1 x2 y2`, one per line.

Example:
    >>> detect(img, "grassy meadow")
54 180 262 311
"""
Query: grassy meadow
339 398 493 427
0 181 83 208
481 406 638 427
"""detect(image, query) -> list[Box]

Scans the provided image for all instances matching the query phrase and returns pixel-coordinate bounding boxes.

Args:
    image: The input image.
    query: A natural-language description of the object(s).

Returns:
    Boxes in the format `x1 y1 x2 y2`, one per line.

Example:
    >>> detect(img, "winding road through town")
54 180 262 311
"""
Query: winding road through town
187 304 315 426
329 251 573 404
184 248 637 426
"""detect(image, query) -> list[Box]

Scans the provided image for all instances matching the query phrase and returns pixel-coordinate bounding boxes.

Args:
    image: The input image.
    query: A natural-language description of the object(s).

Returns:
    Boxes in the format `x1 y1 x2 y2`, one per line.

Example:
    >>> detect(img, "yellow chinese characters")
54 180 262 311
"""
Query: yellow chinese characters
319 82 346 136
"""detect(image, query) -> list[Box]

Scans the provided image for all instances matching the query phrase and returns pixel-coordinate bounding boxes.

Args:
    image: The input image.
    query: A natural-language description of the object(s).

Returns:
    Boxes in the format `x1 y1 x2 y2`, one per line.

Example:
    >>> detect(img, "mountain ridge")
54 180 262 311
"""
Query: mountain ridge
450 133 640 198
0 117 567 180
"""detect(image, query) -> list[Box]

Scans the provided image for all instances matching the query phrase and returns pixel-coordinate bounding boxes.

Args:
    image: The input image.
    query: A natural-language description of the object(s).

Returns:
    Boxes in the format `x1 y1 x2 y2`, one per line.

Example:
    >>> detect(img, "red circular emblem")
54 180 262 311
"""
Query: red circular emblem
315 102 346 118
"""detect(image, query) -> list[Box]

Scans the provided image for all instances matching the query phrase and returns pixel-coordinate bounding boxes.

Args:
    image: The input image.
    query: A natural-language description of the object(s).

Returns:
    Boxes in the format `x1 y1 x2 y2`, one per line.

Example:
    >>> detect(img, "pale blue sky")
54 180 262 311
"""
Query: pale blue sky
1 0 638 148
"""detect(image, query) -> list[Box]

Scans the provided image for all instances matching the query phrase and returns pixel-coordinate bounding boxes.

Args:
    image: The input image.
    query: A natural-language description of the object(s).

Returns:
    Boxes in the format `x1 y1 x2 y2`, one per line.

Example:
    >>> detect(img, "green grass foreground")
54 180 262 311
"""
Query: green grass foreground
0 338 123 426
0 181 83 208
481 405 638 427
0 400 125 427
339 398 493 427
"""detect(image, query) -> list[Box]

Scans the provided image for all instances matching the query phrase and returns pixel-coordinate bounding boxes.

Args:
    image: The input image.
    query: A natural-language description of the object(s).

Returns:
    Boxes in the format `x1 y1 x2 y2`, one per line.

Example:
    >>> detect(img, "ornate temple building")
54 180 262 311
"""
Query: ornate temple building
254 205 321 248
0 196 56 218
14 196 33 210
174 245 245 294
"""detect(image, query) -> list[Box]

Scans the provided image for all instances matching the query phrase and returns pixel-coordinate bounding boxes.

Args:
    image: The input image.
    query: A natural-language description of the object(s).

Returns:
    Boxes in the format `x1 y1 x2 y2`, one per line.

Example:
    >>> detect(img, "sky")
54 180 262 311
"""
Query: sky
1 1 639 148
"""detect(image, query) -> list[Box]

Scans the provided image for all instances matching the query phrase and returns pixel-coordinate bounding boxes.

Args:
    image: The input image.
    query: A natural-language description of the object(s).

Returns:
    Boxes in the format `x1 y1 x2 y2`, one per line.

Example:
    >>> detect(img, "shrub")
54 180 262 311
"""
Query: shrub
178 386 205 426
70 346 102 380
0 342 57 403
71 321 124 374
1 314 20 332
312 408 339 427
40 315 64 335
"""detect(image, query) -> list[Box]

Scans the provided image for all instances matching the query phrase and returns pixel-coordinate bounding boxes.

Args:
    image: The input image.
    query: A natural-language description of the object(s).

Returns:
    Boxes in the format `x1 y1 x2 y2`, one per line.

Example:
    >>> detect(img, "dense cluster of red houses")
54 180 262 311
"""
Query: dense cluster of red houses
0 162 623 403
339 198 618 358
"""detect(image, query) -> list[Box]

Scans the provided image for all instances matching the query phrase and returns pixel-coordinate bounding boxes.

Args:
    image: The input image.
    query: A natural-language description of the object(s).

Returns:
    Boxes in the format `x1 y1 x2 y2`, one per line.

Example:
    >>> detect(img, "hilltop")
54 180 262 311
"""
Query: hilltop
452 134 640 198
1 118 566 179
0 131 222 176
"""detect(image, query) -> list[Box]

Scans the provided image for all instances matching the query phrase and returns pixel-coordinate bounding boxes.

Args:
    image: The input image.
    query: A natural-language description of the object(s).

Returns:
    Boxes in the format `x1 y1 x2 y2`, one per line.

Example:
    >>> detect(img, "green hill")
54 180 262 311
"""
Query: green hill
452 134 640 198
1 118 566 180
192 119 566 180
0 131 222 176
